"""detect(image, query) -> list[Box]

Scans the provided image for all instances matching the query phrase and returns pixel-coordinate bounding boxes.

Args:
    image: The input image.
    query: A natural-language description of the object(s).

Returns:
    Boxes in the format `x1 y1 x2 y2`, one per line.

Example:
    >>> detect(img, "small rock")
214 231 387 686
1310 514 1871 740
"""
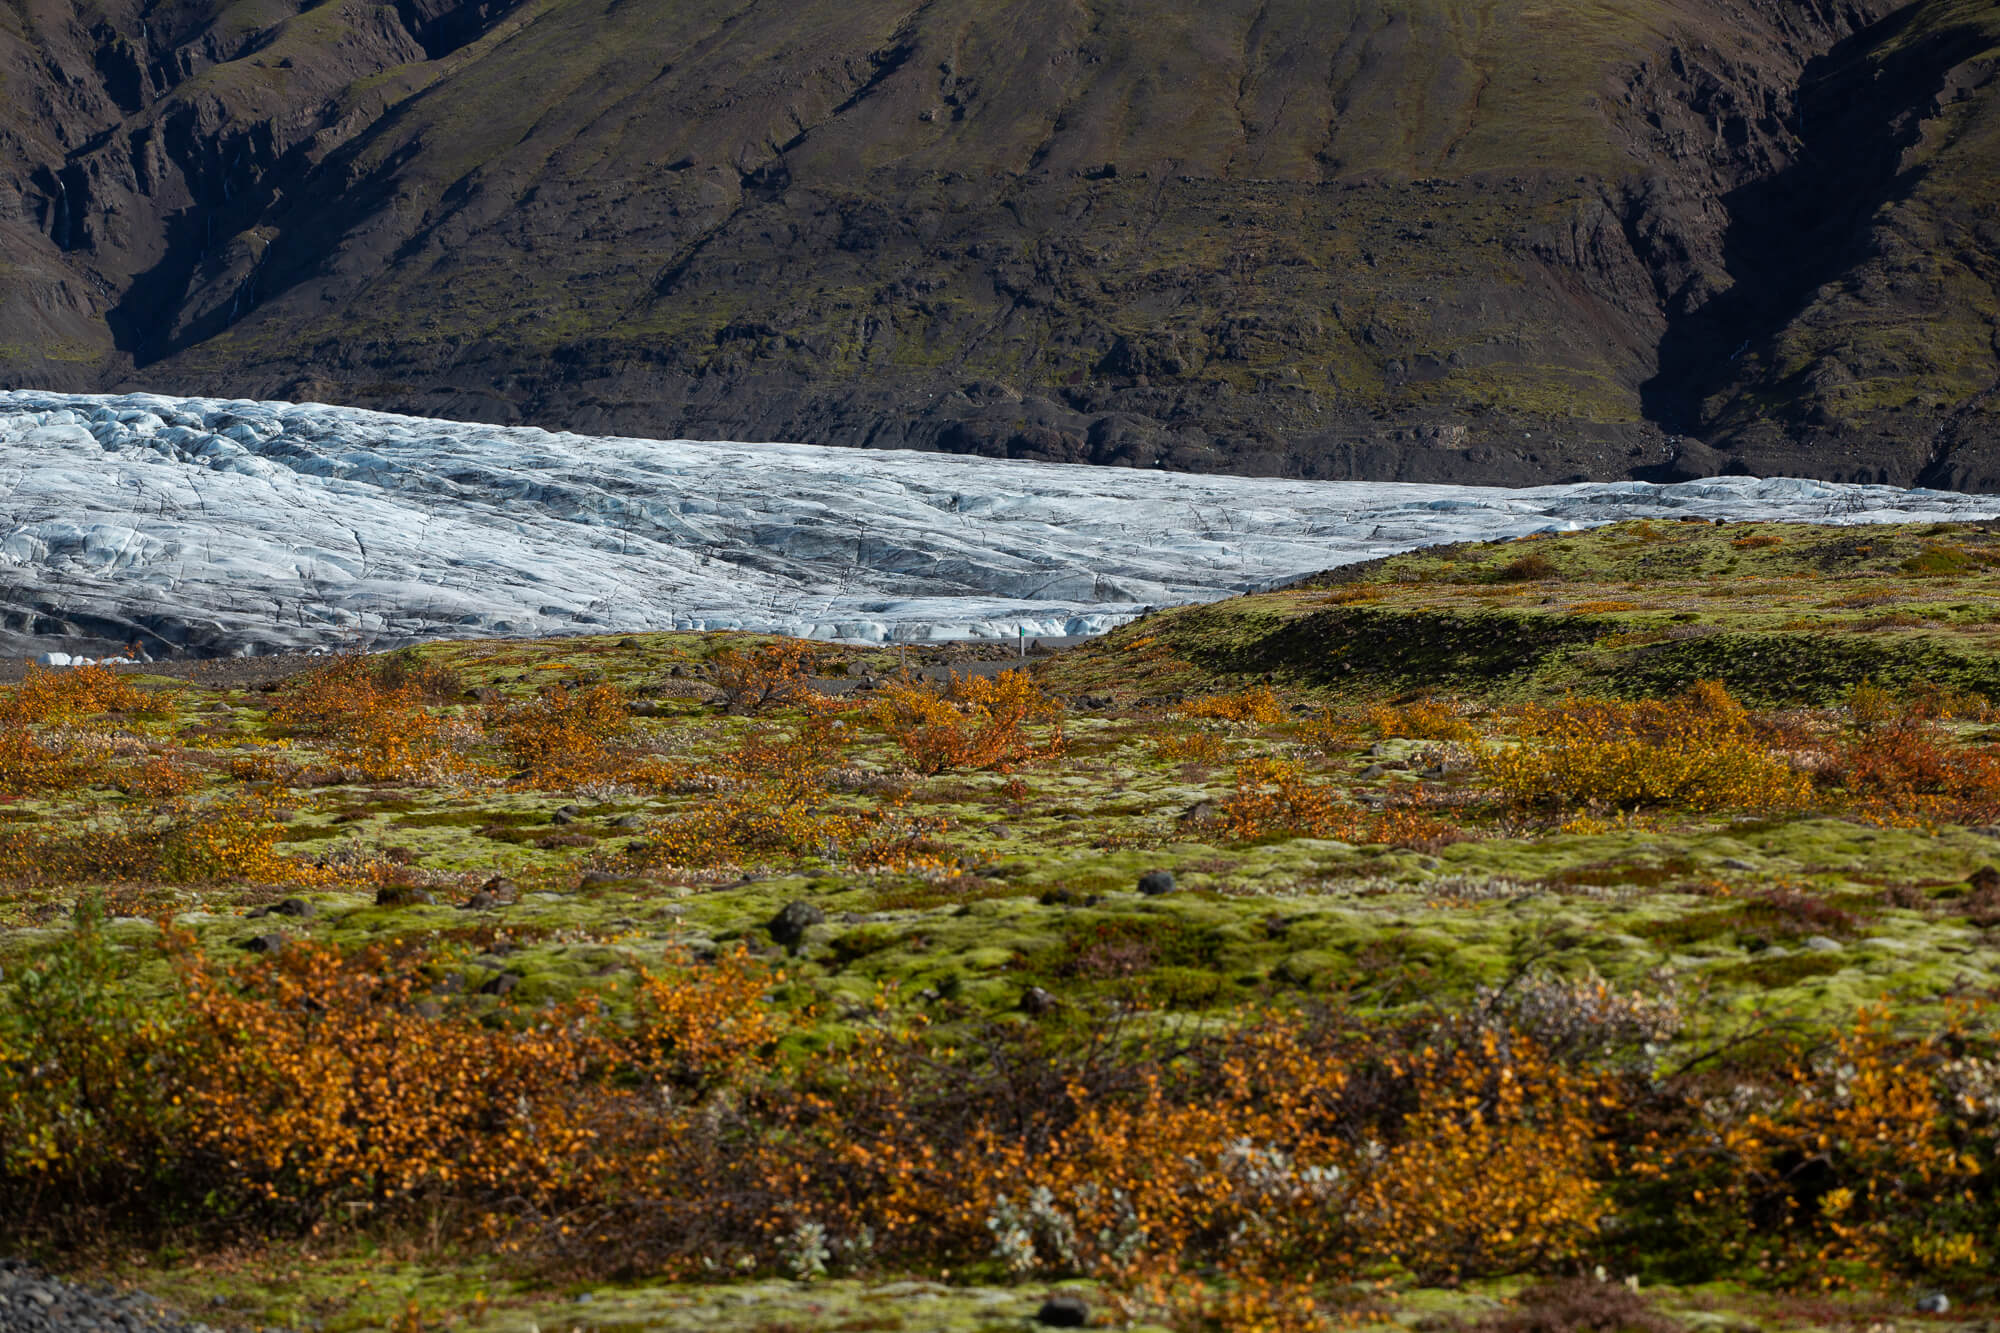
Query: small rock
1137 868 1176 896
1036 1292 1091 1327
580 870 624 887
375 884 436 908
1803 935 1844 952
551 804 583 825
270 896 314 918
611 814 645 830
459 891 498 911
482 875 518 898
1968 866 2000 892
1182 800 1215 823
617 638 642 649
1020 986 1056 1016
1358 763 1389 779
1915 1293 1950 1315
769 899 826 952
1719 857 1756 871
241 933 285 954
480 973 519 997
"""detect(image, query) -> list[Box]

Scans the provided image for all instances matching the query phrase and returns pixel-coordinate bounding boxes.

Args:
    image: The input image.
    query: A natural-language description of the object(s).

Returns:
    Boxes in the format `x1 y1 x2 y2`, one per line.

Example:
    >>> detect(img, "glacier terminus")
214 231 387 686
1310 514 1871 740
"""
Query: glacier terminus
2 390 1998 658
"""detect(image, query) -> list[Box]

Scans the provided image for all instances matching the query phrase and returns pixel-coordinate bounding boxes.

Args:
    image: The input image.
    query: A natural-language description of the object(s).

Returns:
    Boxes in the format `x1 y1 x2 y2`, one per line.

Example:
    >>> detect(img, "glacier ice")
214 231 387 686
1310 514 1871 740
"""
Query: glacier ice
0 388 1996 656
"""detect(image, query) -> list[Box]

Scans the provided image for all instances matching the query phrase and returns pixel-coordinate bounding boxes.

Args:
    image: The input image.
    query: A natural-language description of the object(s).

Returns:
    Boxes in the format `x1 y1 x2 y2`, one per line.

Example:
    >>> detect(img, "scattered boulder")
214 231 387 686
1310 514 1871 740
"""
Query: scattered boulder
768 899 826 952
1719 857 1755 871
459 891 500 912
1020 986 1057 1016
551 804 583 825
482 876 519 900
580 869 625 888
611 814 645 830
240 932 285 954
1916 1293 1951 1315
248 896 314 919
1036 1292 1091 1327
480 972 519 997
1968 866 2000 893
1137 869 1176 896
375 884 436 908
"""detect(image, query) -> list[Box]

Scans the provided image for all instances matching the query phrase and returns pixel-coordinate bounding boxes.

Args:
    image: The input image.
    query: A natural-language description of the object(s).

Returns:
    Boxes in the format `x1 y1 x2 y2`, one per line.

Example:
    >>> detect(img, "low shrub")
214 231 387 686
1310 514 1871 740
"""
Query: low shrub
712 640 820 714
1481 681 1810 815
1178 687 1284 726
1364 697 1476 741
873 670 1064 774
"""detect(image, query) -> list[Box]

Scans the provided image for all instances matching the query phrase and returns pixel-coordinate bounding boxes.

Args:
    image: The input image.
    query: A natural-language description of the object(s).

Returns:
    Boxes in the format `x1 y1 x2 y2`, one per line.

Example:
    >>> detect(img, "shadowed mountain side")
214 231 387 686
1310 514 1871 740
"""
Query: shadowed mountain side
0 0 1996 484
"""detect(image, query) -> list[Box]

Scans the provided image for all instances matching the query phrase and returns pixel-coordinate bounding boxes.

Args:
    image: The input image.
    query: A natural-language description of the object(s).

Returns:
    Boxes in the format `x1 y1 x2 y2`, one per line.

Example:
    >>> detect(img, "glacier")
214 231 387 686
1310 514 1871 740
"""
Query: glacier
1 388 1997 657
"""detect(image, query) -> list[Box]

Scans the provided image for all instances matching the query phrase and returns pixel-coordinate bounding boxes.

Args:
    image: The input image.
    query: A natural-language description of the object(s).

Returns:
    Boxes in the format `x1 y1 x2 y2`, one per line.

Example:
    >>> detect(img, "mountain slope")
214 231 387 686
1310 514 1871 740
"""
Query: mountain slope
1 0 1996 485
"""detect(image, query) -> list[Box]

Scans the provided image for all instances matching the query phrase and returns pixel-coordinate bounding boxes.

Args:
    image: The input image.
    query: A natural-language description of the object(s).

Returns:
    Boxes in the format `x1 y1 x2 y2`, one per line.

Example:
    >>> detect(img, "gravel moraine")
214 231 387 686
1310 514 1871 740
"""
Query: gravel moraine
0 1259 229 1333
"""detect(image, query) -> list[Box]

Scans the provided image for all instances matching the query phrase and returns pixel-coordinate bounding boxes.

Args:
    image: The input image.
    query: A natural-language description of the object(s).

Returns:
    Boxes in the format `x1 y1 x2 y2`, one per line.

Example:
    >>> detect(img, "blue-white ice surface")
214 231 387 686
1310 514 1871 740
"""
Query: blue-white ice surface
2 390 1996 652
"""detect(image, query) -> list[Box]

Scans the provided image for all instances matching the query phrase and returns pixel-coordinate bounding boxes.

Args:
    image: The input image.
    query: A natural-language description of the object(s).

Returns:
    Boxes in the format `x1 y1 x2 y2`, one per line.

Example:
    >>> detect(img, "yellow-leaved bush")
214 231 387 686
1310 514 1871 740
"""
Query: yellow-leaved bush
1480 681 1810 814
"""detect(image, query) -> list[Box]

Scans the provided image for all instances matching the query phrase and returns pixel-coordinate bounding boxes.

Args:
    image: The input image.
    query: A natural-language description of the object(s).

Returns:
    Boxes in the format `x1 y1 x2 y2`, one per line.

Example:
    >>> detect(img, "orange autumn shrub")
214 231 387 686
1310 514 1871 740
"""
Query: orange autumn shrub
110 753 202 799
273 652 468 782
676 1013 1612 1288
489 681 631 787
1223 758 1343 838
1837 715 2000 823
712 640 820 714
873 669 1064 774
0 794 310 886
1152 725 1230 765
1627 1008 1998 1282
176 940 608 1206
0 721 90 795
1178 686 1284 726
1481 681 1809 814
0 663 165 796
1350 1035 1614 1278
1364 696 1477 741
636 772 869 869
1 662 152 724
0 923 791 1232
1221 759 1463 850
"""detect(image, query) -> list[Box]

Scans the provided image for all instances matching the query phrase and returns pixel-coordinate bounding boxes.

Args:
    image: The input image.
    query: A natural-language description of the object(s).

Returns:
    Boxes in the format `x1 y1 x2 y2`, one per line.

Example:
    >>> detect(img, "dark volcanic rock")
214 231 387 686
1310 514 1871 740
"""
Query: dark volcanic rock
0 1257 226 1332
768 900 827 953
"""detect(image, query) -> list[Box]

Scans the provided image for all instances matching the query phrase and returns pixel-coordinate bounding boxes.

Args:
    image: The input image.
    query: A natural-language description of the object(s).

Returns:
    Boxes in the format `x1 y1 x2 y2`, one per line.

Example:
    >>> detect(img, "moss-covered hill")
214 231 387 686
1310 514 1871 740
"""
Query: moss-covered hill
3 0 1998 485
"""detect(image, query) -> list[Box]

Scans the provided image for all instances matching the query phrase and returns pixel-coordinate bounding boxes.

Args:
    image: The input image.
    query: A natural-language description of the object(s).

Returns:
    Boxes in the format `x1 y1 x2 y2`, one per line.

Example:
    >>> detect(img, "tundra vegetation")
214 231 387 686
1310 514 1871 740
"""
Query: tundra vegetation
8 519 2000 1331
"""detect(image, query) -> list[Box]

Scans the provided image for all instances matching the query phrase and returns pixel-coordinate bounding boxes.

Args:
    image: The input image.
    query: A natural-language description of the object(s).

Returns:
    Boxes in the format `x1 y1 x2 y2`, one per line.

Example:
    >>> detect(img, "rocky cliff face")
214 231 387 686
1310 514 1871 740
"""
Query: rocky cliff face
1 0 1996 486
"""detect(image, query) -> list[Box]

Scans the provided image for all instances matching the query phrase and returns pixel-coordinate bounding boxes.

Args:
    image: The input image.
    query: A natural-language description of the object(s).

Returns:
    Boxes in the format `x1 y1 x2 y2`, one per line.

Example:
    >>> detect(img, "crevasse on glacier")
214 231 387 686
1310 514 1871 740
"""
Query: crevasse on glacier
0 390 1994 656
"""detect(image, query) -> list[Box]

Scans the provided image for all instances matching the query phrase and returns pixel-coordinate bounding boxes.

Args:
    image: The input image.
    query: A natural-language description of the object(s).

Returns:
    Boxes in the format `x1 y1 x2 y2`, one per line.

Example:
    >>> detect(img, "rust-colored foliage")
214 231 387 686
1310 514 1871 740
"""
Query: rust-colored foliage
273 652 470 782
1222 758 1462 850
1365 697 1476 742
873 670 1064 774
1838 715 2000 823
0 795 307 886
489 681 630 787
712 640 819 714
1178 686 1284 726
0 664 163 796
